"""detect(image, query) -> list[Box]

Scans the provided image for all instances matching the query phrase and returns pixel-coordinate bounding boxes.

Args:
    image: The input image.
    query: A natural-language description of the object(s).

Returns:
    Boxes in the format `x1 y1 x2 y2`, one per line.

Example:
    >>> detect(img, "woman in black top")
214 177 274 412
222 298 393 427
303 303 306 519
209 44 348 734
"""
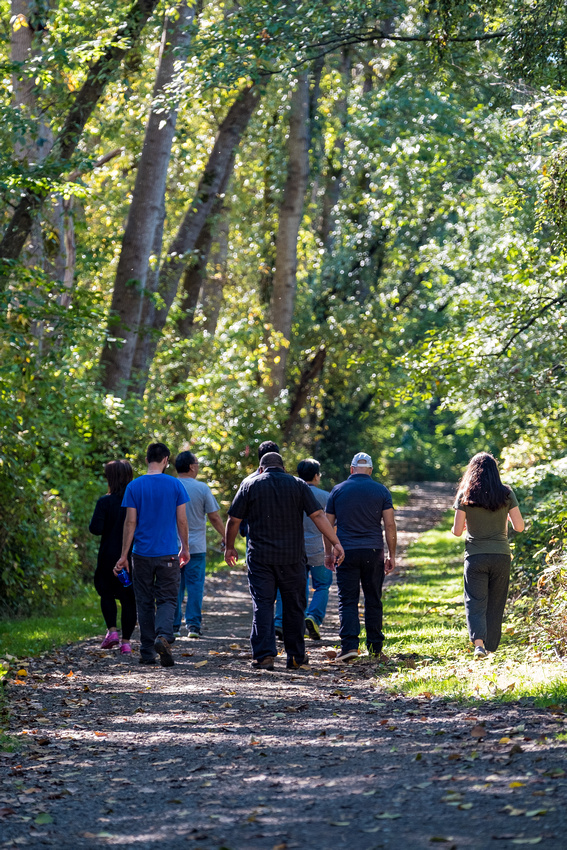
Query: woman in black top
89 460 137 652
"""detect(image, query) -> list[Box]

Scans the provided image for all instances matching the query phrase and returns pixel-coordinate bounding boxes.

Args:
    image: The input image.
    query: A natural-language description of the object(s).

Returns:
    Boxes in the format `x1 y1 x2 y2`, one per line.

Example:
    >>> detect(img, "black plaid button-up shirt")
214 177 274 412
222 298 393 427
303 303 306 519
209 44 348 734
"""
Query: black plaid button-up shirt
228 467 321 565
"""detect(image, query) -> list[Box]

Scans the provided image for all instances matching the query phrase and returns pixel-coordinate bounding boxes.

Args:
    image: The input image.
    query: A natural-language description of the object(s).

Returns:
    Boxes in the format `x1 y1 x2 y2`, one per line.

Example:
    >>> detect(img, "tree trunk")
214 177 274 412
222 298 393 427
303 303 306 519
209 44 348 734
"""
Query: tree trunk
127 85 261 396
266 71 311 400
201 210 228 336
0 0 161 275
319 49 350 252
155 85 260 317
100 0 196 394
282 346 327 440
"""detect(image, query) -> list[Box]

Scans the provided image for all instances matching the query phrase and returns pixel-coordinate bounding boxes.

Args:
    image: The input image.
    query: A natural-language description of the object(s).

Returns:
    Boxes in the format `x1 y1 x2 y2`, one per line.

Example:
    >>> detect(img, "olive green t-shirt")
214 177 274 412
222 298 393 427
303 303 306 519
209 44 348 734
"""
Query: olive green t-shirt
454 488 519 557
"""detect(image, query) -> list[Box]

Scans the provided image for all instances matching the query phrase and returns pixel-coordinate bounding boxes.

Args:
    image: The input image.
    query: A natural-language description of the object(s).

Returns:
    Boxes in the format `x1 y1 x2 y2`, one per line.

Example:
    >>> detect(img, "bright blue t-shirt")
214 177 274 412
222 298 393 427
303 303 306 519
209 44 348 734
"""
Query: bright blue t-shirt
122 474 190 557
326 474 393 550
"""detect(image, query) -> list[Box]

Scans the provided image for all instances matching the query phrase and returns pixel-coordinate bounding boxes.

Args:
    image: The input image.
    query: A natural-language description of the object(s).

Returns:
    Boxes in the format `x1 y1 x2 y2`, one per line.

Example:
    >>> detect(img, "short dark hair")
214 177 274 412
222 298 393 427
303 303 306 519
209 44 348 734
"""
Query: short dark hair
146 442 170 464
258 440 279 461
175 450 197 473
104 460 133 495
297 458 320 482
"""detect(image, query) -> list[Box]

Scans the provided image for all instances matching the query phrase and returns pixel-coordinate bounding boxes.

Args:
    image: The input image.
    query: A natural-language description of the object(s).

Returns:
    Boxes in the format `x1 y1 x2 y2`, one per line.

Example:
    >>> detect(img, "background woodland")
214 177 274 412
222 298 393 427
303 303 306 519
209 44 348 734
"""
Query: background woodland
2 0 567 647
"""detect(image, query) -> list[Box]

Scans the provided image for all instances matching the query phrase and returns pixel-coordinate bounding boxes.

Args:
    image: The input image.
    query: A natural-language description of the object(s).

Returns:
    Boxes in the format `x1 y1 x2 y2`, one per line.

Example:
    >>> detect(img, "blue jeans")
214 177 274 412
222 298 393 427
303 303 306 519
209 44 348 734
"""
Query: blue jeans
174 552 206 631
336 548 385 654
274 563 332 628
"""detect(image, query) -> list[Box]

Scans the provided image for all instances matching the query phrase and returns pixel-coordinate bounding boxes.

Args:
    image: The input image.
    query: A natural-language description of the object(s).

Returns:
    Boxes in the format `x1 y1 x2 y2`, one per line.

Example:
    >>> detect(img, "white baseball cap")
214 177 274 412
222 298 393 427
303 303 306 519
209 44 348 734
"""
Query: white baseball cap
351 451 373 468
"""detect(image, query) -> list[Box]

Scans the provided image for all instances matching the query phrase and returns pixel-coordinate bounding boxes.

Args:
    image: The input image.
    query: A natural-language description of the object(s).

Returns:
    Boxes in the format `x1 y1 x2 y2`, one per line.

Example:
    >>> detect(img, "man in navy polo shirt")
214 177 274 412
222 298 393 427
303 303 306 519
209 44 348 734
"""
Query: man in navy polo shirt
115 442 190 667
325 451 397 662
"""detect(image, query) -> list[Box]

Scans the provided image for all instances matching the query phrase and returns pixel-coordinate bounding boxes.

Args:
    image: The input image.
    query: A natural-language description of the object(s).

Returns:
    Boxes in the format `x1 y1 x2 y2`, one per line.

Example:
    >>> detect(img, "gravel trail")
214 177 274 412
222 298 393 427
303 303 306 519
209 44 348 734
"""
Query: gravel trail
1 482 566 849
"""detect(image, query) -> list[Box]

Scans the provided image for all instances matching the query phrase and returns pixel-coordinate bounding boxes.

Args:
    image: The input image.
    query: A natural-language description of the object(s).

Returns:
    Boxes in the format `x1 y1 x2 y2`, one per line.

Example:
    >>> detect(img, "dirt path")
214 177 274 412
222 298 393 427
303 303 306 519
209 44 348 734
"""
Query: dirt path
1 483 566 849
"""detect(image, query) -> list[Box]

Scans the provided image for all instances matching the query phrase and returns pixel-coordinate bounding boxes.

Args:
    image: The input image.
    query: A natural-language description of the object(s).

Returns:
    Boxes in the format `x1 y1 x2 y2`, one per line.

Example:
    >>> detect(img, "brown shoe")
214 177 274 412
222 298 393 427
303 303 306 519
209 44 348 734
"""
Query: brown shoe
251 656 275 670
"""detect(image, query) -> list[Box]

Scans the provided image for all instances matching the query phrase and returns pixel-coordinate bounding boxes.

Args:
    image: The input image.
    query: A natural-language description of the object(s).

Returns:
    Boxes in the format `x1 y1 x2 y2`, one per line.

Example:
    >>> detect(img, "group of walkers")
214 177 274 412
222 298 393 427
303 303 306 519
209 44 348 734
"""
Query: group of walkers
90 439 524 669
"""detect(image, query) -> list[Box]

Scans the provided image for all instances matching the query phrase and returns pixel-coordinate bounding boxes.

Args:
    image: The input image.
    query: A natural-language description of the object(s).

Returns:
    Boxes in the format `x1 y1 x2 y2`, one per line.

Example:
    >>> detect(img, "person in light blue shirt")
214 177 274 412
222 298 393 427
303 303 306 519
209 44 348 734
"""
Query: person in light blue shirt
173 451 225 638
115 442 189 667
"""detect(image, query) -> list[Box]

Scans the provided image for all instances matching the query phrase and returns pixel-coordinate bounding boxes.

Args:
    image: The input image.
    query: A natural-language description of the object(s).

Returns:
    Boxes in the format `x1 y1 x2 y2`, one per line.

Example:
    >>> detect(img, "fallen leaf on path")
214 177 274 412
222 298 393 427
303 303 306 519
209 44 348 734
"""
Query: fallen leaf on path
330 821 350 826
510 782 525 788
208 651 221 656
273 844 287 850
471 725 487 738
499 737 512 744
229 644 241 650
94 731 108 737
16 669 27 677
195 660 208 667
511 840 542 846
525 809 547 818
509 744 524 754
181 652 194 657
375 812 401 819
0 807 16 817
66 671 74 677
34 813 53 824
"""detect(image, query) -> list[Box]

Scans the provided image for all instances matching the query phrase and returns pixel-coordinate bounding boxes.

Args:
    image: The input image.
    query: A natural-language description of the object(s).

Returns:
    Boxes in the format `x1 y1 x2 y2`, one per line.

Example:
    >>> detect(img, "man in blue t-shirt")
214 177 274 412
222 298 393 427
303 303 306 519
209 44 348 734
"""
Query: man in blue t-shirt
325 452 397 663
115 442 190 667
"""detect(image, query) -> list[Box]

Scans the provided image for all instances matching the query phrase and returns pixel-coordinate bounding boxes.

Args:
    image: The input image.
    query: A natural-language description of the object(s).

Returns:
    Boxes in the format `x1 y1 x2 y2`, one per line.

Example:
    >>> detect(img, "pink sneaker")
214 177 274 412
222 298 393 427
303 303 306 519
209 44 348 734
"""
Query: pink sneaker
120 642 132 654
100 630 119 649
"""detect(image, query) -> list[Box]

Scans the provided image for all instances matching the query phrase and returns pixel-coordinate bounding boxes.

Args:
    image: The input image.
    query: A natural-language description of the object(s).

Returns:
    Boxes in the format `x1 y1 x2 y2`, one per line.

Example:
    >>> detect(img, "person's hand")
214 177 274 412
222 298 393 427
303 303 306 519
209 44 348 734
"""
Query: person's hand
179 547 190 567
324 553 336 573
385 556 395 575
333 542 345 566
114 556 128 576
225 547 239 567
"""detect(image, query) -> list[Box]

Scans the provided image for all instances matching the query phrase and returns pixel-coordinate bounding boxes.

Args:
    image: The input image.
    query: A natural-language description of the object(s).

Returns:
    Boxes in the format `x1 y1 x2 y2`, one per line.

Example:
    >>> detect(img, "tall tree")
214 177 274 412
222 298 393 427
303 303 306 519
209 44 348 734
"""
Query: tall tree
266 70 311 399
0 0 161 278
126 84 261 396
99 0 196 394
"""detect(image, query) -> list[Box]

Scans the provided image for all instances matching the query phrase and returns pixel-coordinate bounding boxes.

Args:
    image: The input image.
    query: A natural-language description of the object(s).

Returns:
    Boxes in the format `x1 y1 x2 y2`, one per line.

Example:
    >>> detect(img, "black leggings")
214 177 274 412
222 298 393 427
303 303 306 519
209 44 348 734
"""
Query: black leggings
100 592 137 640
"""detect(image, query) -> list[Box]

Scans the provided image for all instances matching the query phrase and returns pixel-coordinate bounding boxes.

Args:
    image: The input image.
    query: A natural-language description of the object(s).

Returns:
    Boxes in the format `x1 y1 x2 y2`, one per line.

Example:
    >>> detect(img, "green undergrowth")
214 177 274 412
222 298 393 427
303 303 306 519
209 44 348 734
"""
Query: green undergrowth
0 586 100 674
380 516 567 706
390 485 410 508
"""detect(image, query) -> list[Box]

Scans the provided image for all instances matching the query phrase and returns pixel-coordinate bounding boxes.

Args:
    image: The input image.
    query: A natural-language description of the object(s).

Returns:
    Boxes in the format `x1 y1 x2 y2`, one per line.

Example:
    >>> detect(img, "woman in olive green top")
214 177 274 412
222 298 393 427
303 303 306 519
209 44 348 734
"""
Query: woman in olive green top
452 452 524 659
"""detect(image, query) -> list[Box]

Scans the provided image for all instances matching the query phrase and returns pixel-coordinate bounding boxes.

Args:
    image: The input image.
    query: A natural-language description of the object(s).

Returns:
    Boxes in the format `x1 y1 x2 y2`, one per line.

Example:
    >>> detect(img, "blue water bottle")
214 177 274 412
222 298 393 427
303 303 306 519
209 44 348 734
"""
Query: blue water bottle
116 568 132 588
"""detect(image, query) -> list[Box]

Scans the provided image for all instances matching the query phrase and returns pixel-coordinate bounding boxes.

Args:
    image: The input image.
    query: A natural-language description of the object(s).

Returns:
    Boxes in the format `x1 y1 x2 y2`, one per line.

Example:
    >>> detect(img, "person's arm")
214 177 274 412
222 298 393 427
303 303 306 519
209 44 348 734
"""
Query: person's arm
176 504 190 566
323 511 337 569
224 516 241 567
382 508 397 574
207 510 226 545
309 509 345 568
452 509 466 537
114 507 137 574
508 506 524 532
89 499 105 536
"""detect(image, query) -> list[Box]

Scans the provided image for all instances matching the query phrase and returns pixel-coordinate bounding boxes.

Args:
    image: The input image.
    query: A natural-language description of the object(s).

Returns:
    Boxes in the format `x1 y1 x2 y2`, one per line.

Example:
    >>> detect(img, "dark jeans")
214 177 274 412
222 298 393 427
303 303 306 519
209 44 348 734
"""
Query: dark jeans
464 553 511 652
336 548 385 654
247 555 306 663
132 554 180 659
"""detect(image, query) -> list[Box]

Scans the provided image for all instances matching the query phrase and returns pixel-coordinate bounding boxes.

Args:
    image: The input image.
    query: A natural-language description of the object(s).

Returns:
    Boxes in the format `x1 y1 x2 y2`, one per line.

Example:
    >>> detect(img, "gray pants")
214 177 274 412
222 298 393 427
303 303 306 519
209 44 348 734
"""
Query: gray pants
464 553 511 652
132 554 180 659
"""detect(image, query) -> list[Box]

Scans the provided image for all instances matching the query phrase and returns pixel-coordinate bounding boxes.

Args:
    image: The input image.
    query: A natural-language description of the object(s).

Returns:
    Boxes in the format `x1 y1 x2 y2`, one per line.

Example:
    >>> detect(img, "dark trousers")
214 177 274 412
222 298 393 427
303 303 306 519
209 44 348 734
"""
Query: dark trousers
100 588 137 640
464 553 511 652
247 555 306 663
336 548 385 653
132 554 180 659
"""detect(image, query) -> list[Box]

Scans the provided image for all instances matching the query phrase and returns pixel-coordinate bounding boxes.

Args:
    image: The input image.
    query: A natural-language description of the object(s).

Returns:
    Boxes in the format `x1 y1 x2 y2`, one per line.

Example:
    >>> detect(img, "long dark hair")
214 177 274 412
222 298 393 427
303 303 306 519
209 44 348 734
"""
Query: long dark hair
104 460 133 496
456 452 511 511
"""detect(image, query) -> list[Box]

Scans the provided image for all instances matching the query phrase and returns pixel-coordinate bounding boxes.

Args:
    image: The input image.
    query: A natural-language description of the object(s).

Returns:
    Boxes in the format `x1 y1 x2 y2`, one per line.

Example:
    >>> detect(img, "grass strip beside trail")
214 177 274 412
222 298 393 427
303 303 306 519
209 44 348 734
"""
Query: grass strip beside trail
382 515 567 706
0 588 100 672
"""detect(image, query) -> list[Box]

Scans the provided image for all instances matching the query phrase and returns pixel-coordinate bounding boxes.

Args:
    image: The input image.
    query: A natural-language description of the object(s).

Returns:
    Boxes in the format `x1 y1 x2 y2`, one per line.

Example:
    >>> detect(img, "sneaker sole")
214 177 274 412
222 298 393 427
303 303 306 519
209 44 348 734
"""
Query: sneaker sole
336 652 359 663
305 619 321 640
154 637 175 667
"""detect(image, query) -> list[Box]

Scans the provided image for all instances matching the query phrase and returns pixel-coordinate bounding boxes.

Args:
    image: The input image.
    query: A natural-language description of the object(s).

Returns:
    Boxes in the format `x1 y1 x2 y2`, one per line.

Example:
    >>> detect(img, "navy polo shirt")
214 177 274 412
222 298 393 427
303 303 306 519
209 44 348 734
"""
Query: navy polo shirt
326 474 393 550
